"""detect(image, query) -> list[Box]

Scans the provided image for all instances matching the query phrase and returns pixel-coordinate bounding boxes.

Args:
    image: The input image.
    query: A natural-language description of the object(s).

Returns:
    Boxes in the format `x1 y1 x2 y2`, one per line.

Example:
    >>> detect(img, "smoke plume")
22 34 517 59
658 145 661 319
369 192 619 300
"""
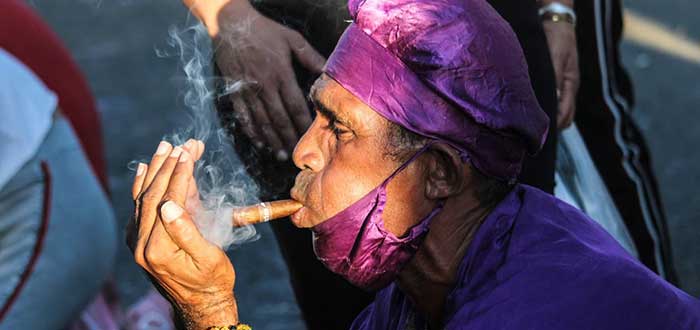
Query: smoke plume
151 23 260 249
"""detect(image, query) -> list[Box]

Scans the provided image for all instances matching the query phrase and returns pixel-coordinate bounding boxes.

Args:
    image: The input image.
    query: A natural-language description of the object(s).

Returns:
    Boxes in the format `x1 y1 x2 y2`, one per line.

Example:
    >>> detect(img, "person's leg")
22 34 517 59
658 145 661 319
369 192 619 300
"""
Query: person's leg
573 0 677 283
0 0 107 189
0 117 117 328
487 0 559 194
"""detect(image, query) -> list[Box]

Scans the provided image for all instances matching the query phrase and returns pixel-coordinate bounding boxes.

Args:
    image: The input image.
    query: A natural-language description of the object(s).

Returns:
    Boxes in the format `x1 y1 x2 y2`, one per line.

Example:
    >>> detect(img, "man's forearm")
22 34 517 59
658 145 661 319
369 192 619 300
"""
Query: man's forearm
180 0 235 36
182 0 312 37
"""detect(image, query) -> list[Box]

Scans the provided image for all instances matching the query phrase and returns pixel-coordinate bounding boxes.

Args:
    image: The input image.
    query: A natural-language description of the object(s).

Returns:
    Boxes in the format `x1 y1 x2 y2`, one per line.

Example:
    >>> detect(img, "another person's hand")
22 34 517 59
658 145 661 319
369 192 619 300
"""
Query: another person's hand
542 20 580 129
128 139 239 329
213 1 325 160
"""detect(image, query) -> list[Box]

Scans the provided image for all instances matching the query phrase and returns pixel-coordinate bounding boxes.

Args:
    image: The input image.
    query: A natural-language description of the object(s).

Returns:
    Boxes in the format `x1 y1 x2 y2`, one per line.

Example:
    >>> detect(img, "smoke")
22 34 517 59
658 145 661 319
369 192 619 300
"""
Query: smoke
151 23 260 249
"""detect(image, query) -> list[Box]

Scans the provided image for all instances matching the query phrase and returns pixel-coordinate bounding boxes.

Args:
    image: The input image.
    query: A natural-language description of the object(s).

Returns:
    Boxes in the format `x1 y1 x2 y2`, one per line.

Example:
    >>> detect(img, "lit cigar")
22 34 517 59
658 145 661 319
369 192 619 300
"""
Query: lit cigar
231 199 303 227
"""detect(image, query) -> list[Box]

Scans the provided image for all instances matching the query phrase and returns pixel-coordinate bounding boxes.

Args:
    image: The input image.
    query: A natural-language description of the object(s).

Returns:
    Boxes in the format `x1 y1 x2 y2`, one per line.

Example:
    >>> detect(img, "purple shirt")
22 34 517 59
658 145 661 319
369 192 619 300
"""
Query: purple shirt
351 185 700 329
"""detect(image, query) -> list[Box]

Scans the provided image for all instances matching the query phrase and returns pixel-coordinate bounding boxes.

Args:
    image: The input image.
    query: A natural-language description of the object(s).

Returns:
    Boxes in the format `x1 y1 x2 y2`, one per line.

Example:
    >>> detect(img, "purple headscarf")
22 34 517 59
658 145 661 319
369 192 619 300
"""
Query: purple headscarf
324 0 549 181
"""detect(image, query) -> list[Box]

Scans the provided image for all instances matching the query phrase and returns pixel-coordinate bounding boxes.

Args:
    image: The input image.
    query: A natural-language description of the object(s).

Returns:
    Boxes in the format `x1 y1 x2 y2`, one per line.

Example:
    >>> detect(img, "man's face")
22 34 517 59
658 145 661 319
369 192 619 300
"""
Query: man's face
290 75 429 236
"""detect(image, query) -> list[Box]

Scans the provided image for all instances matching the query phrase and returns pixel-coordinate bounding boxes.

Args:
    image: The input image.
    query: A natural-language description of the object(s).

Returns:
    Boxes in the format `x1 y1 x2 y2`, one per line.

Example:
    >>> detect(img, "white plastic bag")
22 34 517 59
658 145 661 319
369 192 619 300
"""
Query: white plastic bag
554 124 638 258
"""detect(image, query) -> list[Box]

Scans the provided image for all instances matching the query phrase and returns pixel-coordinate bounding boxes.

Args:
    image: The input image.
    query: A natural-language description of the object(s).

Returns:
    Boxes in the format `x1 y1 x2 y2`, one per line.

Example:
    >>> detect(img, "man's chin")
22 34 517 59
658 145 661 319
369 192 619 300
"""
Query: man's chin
290 205 330 229
290 206 312 228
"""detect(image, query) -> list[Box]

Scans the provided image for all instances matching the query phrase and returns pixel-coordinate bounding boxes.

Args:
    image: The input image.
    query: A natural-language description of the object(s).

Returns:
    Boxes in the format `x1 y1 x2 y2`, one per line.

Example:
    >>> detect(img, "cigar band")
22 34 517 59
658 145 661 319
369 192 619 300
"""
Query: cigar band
259 202 271 222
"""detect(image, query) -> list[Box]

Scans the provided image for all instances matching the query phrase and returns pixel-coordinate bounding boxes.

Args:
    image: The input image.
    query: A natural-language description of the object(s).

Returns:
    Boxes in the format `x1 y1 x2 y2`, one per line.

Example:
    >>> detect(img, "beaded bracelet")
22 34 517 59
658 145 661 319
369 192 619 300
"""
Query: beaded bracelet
206 324 252 330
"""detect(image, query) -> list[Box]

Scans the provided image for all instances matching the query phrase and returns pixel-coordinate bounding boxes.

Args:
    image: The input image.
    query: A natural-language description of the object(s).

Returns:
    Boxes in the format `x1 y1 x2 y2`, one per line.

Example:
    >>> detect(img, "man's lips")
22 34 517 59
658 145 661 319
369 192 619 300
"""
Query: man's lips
289 186 310 226
289 171 315 227
290 187 304 205
289 206 307 227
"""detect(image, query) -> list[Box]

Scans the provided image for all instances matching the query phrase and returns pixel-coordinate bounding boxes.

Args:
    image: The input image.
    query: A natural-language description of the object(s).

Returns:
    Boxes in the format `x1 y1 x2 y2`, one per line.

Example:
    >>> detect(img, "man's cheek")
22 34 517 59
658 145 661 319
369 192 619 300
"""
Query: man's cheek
318 174 369 219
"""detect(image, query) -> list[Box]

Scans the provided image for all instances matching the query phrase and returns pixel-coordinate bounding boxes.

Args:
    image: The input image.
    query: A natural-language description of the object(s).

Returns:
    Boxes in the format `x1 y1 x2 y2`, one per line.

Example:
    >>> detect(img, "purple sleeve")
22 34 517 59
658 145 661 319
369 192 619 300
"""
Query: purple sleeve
442 258 700 329
349 302 376 330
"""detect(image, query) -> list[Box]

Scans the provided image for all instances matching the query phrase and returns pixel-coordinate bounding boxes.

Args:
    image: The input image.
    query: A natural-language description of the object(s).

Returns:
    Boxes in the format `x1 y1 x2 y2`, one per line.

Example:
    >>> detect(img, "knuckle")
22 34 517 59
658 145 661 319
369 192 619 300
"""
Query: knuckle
144 247 165 267
233 110 250 122
134 251 146 267
141 190 162 204
161 192 178 203
259 123 275 132
286 30 304 43
151 267 171 277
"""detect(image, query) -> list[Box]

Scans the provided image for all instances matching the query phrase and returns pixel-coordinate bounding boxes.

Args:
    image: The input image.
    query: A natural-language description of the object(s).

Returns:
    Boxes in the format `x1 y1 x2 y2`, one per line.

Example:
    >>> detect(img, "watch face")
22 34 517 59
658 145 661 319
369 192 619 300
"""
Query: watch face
542 12 576 25
538 3 577 25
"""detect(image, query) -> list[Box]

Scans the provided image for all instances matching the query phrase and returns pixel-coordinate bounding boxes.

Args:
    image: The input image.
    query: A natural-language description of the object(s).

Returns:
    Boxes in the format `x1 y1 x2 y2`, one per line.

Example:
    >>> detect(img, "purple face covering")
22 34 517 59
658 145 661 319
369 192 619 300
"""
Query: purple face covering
312 145 443 291
324 0 550 181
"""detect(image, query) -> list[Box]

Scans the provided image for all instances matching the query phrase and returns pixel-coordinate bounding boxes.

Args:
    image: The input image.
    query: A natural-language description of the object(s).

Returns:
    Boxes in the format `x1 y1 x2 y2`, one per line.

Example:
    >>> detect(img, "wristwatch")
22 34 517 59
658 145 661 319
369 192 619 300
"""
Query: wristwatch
538 2 577 25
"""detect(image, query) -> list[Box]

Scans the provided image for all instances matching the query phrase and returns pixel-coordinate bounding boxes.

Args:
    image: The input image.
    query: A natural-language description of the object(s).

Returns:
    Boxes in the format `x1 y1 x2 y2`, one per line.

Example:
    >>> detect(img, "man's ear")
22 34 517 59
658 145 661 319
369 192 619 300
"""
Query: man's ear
424 143 467 200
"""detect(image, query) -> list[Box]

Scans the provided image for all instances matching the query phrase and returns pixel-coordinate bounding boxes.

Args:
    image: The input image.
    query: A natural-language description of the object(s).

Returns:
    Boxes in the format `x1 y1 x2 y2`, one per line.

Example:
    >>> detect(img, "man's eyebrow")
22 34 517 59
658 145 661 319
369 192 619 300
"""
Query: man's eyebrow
308 93 351 127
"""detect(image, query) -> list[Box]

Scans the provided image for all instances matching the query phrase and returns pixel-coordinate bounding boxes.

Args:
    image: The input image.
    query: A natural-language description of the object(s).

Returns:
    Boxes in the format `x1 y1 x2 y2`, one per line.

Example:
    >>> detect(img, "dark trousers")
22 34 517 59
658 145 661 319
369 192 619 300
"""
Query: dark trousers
215 1 559 328
573 0 677 283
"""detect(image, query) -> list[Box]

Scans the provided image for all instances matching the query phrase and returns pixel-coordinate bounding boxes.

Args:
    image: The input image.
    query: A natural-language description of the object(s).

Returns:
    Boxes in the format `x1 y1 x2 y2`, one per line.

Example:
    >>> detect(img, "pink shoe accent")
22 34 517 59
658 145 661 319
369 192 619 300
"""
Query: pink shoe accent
68 293 119 330
124 289 175 330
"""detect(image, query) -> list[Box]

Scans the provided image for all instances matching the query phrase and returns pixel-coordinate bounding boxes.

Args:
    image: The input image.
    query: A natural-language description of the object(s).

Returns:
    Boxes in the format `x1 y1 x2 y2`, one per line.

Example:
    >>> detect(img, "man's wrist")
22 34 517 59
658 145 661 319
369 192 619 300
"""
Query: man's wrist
185 0 253 37
537 0 574 9
179 295 239 330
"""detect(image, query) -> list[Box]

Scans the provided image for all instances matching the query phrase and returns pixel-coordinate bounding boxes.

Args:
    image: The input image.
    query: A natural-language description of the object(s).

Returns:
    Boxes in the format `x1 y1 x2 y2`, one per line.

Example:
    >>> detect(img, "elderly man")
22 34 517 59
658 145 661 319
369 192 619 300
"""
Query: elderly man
130 0 700 329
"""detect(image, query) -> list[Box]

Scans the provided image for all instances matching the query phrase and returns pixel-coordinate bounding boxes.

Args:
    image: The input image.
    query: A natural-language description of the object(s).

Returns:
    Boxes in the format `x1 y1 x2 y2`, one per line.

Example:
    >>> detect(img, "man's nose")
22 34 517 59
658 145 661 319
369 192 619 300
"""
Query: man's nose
292 118 325 172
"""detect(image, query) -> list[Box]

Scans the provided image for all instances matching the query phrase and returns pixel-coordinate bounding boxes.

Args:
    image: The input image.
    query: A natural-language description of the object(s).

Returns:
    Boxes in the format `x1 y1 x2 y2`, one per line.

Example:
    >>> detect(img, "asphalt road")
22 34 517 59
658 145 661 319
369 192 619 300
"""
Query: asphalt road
25 0 700 328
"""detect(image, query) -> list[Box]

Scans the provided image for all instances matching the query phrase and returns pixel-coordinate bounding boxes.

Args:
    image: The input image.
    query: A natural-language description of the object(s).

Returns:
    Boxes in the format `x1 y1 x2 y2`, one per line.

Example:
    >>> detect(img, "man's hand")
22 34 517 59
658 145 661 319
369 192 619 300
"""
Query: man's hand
542 20 580 129
213 1 325 160
128 139 239 330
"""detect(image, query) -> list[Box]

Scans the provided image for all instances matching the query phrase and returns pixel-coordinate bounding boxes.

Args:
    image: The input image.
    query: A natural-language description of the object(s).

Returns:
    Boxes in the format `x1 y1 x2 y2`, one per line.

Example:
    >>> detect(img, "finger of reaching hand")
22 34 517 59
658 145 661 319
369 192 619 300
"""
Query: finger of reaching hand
245 95 286 159
557 77 578 129
132 163 148 200
287 30 325 74
232 96 264 149
160 201 218 261
552 55 565 94
142 141 173 196
261 89 299 154
279 68 313 137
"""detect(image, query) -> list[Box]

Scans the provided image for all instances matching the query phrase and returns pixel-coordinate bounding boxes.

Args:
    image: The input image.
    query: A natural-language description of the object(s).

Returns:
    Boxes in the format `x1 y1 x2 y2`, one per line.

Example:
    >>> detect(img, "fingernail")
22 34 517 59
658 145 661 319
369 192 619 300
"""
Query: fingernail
179 150 190 162
156 141 170 155
275 150 289 161
170 147 183 158
136 163 146 176
184 139 196 150
197 140 205 151
161 201 183 223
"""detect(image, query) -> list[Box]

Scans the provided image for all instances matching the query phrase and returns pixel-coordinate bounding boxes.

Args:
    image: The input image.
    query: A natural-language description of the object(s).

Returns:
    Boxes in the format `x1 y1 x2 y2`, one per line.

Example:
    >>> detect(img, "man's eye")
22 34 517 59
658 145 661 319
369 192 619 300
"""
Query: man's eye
324 120 350 139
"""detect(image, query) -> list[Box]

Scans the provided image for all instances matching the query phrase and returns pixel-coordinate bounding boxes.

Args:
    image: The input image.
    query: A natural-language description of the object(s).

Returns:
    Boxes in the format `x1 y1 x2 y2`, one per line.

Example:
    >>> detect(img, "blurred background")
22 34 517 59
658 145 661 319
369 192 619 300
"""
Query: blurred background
17 0 700 328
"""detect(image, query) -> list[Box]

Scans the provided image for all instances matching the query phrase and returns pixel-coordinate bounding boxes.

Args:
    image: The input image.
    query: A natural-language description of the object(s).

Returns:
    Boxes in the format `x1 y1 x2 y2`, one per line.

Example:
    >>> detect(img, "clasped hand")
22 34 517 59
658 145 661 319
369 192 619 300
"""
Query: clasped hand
127 139 239 329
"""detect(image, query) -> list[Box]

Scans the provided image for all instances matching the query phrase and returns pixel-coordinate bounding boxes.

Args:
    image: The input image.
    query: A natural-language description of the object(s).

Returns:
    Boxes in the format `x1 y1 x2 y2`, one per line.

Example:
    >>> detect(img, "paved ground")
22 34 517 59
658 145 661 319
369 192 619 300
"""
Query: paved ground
25 0 700 328
619 0 700 295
